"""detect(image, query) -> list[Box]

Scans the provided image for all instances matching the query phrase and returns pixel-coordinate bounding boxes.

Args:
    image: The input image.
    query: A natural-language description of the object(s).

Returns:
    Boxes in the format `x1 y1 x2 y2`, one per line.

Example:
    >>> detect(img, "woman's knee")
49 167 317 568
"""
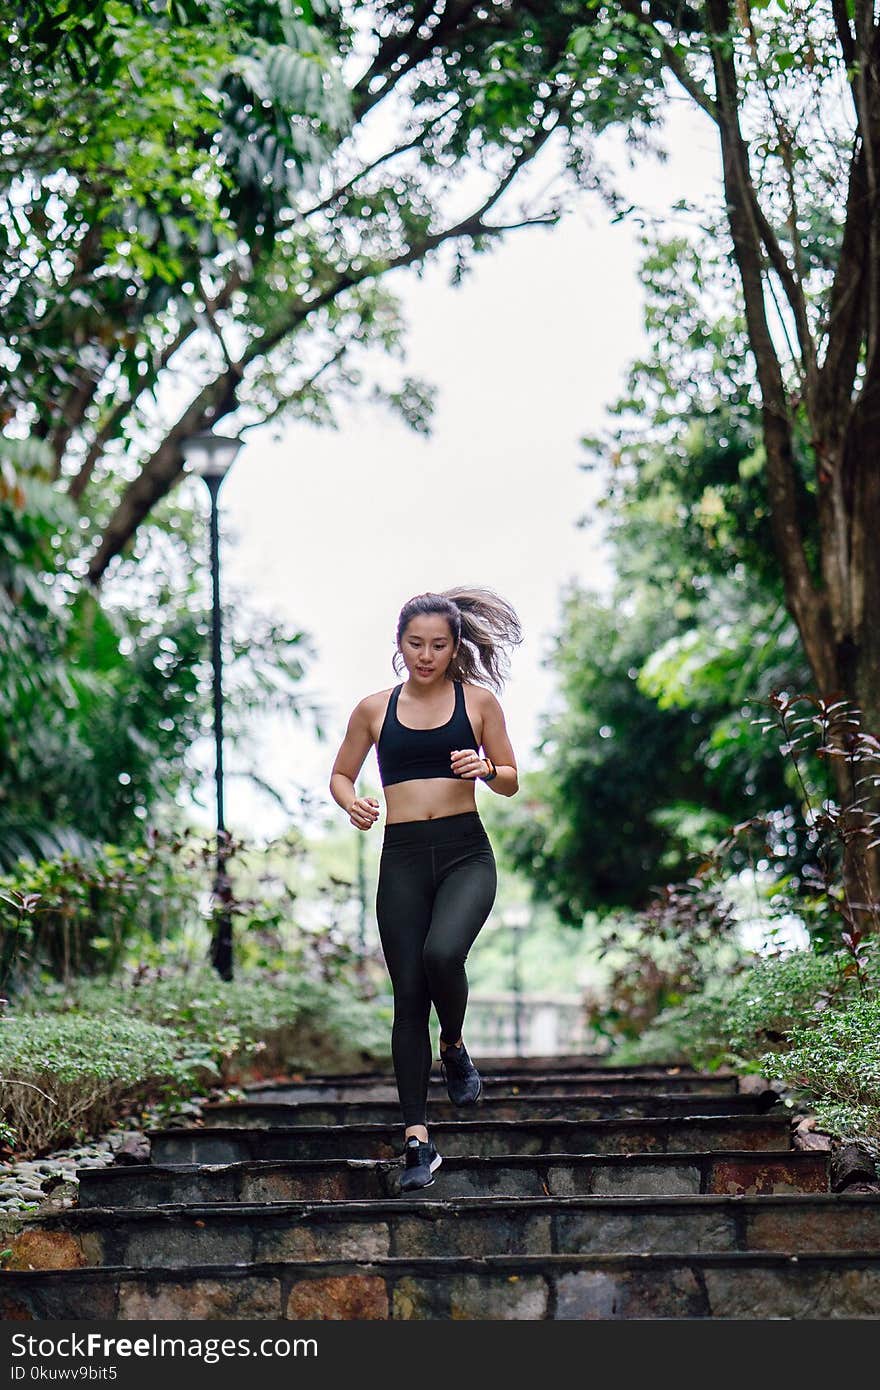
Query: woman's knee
391 981 431 1025
422 936 466 979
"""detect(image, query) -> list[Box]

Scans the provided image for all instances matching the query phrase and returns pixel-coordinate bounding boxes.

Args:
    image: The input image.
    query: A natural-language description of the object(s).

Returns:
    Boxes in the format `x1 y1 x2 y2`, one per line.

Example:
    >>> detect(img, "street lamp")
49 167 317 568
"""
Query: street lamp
501 905 530 1057
181 429 243 981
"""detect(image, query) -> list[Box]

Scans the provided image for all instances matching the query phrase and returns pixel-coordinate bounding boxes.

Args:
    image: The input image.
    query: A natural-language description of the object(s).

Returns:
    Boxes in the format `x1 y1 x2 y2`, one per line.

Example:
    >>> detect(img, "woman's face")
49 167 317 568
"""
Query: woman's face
399 614 457 683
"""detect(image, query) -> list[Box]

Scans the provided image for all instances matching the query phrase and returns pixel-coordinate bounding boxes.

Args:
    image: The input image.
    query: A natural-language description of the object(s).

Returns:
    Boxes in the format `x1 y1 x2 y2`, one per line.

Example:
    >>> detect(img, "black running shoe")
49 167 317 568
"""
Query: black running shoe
440 1040 482 1105
399 1135 442 1192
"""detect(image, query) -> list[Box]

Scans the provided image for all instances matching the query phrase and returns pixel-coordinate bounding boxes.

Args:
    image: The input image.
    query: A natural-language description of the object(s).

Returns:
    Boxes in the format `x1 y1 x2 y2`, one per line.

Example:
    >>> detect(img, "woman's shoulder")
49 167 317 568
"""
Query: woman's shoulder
459 679 496 703
347 687 397 743
356 685 398 716
459 681 501 722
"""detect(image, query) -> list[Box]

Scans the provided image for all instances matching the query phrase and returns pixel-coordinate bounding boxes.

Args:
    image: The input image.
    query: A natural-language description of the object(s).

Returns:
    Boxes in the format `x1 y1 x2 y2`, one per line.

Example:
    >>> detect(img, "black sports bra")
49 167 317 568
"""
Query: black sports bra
376 680 480 788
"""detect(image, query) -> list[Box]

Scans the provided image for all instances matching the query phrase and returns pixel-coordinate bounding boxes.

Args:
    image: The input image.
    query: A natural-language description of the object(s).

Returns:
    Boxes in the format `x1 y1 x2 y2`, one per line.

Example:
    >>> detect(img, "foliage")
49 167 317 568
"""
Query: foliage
519 0 880 913
567 4 880 923
0 435 204 852
21 964 389 1076
497 564 798 919
0 815 390 995
1 0 350 412
565 0 866 436
759 996 880 1147
0 829 206 988
0 1011 214 1155
496 187 845 916
2 0 613 587
613 939 880 1149
582 216 813 576
1 960 390 1155
0 431 319 861
574 677 880 1048
751 690 880 948
613 941 877 1070
605 690 880 1142
583 874 748 1043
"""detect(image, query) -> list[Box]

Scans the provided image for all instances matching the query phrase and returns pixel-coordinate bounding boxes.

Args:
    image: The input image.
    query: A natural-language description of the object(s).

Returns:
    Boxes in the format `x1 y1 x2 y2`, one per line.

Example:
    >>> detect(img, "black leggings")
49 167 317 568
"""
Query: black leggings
375 810 497 1127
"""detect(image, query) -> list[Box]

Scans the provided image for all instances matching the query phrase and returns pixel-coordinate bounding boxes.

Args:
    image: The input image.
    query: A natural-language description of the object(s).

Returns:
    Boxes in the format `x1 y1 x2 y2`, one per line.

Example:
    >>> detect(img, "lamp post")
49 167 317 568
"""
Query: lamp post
181 429 243 981
501 905 530 1057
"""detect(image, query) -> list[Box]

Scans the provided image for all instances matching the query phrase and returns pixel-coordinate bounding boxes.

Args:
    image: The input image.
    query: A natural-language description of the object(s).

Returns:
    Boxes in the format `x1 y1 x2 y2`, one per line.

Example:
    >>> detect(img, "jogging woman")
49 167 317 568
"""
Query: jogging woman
329 586 522 1191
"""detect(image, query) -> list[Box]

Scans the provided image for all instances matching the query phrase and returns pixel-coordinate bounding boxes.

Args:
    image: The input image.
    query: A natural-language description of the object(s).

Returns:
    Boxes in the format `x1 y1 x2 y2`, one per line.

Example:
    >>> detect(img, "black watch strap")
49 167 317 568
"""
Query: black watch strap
483 756 498 782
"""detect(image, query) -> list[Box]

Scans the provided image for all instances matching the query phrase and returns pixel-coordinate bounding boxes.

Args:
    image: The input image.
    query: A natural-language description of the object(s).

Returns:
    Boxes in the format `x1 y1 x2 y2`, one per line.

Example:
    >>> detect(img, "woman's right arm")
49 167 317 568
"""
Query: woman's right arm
329 698 381 831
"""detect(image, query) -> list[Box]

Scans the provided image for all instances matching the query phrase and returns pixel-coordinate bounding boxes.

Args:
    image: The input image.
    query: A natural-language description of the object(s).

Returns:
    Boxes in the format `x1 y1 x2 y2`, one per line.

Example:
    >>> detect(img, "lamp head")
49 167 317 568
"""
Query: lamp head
181 431 242 480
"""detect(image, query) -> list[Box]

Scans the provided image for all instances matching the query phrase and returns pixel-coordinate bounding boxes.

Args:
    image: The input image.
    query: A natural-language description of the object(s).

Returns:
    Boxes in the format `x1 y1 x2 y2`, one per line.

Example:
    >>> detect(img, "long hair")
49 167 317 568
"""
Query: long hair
391 585 523 693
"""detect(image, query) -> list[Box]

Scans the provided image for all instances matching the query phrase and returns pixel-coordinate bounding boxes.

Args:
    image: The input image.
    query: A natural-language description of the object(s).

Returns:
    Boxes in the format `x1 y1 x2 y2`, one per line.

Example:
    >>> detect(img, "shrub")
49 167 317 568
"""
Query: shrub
0 1013 215 1155
612 945 872 1070
758 996 880 1149
1 965 391 1156
583 877 747 1044
22 966 389 1079
0 831 204 989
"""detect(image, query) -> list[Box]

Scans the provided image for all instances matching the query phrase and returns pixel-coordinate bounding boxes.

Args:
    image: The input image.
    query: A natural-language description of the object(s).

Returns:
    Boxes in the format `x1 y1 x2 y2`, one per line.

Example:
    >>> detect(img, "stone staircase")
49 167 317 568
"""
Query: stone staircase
4 1055 880 1319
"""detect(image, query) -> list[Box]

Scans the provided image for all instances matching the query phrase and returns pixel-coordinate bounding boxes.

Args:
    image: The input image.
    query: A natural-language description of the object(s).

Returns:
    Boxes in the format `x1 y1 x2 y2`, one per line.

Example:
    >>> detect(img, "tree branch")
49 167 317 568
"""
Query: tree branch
197 273 243 378
299 100 460 222
352 0 480 121
239 342 348 434
68 267 245 502
85 108 567 583
477 214 561 233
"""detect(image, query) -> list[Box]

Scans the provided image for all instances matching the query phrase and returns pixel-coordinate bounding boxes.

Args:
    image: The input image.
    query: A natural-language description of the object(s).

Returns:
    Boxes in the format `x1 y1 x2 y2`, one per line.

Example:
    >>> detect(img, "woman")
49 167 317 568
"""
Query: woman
329 586 522 1191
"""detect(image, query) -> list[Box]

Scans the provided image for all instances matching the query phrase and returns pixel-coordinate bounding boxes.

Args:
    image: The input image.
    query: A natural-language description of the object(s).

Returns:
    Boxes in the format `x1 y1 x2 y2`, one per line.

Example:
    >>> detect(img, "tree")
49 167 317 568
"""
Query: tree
563 0 880 914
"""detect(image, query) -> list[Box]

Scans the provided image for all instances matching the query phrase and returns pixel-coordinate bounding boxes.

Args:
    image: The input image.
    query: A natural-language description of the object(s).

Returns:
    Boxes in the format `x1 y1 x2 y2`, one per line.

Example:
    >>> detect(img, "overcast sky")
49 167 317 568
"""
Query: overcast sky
180 100 721 841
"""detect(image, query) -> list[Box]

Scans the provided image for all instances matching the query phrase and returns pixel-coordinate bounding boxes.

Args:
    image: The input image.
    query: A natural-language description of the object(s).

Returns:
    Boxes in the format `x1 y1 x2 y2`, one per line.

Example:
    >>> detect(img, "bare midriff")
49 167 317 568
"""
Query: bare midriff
383 777 480 824
370 684 484 825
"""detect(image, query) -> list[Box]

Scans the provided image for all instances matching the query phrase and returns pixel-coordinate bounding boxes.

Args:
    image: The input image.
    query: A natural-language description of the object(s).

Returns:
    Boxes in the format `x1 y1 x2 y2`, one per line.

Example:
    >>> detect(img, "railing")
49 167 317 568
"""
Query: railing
373 991 605 1057
461 992 601 1057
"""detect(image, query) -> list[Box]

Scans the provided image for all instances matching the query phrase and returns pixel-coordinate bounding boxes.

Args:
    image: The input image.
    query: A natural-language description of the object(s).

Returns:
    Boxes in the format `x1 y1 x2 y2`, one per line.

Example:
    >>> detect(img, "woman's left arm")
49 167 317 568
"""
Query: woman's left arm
478 688 519 797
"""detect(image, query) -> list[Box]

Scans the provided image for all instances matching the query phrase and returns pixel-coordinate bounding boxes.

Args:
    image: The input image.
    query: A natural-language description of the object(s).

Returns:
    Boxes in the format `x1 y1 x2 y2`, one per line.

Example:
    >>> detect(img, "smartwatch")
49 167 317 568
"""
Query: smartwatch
482 756 498 782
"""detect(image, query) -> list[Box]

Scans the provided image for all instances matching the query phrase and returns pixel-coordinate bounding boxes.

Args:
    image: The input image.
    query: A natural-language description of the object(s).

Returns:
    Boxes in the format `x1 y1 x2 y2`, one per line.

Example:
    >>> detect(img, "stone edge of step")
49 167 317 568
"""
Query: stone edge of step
6 1249 880 1286
79 1147 827 1177
242 1071 738 1088
26 1190 880 1230
203 1091 778 1111
145 1113 792 1140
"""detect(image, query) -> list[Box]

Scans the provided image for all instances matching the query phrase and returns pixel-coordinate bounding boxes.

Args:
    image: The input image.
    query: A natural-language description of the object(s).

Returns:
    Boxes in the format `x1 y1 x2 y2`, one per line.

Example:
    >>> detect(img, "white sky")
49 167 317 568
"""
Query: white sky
182 100 721 840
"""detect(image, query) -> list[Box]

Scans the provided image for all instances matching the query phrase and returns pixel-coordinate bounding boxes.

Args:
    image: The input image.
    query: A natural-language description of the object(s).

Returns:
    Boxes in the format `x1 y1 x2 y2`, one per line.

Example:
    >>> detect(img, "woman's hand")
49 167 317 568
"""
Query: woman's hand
450 749 489 780
348 795 380 830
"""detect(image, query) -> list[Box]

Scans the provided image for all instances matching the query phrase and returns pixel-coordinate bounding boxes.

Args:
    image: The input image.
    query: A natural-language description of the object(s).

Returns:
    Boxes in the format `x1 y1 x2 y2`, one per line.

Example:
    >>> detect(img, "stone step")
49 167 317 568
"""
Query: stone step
4 1251 880 1319
148 1113 793 1165
277 1057 712 1080
76 1148 828 1208
22 1193 879 1270
201 1092 777 1129
245 1071 740 1102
